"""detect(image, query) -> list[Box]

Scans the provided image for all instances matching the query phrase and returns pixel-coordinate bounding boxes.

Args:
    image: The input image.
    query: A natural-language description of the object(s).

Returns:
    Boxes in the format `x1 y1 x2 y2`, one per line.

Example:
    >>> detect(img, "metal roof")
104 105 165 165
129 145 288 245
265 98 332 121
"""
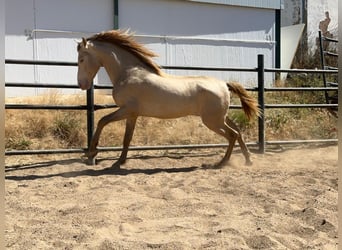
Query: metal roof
187 0 283 9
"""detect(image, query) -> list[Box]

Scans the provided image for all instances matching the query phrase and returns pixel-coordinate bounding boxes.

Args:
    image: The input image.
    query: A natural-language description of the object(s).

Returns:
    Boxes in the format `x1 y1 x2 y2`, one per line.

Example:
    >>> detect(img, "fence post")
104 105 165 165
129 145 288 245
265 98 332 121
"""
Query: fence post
257 54 265 154
86 84 95 165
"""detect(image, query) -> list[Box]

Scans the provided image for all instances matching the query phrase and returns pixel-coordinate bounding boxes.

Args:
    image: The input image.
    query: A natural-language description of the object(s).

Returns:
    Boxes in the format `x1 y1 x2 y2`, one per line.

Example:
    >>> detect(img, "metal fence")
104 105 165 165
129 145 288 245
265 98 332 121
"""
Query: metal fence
5 54 338 162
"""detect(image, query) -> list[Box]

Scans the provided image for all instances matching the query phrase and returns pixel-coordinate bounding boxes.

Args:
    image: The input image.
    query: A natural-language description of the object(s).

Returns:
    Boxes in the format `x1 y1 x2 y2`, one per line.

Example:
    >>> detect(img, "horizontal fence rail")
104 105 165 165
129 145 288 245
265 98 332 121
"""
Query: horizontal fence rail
5 55 338 161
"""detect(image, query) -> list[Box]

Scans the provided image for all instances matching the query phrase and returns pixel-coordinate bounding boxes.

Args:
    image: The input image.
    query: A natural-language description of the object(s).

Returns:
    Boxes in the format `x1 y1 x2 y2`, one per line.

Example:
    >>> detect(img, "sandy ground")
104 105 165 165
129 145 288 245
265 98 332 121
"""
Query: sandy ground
5 145 338 249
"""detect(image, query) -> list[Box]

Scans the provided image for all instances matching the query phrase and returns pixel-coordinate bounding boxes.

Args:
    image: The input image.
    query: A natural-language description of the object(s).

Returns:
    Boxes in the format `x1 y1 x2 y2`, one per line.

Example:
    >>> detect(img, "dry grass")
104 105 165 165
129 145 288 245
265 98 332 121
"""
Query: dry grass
5 84 338 155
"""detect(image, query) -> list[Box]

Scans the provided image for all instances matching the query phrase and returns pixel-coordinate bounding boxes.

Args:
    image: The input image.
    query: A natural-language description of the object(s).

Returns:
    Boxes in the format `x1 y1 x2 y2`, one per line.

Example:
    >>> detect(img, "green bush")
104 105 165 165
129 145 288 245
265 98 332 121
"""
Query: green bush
52 112 86 147
6 137 32 150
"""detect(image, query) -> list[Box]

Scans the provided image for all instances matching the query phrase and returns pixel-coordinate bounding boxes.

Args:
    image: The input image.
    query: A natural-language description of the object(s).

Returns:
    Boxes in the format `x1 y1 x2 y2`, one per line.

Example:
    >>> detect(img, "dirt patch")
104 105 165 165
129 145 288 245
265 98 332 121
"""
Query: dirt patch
5 145 338 249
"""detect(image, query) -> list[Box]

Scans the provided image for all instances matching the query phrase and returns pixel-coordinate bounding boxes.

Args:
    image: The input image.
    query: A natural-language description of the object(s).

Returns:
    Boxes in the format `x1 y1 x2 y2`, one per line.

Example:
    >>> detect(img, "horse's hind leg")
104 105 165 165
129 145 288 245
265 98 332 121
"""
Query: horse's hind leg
226 118 252 165
216 124 238 167
201 116 238 168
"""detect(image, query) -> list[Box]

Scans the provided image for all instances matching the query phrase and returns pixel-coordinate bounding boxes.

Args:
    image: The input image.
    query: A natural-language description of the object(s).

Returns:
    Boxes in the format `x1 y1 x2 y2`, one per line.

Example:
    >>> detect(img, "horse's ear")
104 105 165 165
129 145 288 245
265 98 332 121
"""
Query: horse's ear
82 37 87 47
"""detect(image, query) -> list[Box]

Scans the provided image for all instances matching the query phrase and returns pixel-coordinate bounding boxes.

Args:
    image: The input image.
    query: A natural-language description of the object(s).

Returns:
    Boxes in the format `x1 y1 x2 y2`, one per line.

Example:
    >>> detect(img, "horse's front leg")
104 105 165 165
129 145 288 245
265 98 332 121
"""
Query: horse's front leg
112 116 137 168
86 107 131 162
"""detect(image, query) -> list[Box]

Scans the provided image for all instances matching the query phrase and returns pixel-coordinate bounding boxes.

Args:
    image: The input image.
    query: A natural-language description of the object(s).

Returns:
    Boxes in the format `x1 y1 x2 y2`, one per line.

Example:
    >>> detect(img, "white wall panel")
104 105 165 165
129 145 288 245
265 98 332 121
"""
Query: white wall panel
6 0 36 96
120 0 276 86
307 0 338 50
5 0 113 97
34 0 113 33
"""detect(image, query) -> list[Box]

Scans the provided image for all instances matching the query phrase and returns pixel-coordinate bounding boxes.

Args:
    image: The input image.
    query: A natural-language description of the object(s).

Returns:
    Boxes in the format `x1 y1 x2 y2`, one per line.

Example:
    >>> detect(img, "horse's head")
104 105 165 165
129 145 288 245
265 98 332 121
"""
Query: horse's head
77 38 101 90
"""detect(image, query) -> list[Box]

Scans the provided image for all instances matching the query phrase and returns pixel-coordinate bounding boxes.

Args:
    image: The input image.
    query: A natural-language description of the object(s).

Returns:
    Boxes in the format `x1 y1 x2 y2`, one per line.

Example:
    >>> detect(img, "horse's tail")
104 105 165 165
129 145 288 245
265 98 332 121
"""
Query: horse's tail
227 82 260 120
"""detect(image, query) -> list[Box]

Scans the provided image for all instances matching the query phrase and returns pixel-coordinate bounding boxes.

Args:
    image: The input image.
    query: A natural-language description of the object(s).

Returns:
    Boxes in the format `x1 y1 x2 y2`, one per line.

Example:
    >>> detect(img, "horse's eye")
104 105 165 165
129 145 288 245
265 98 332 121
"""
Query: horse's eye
79 59 84 63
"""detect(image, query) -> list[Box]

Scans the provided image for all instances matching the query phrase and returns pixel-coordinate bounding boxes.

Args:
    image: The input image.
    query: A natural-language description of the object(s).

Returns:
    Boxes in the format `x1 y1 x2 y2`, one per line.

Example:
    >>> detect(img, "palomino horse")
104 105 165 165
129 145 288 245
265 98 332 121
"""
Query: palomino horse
77 30 259 168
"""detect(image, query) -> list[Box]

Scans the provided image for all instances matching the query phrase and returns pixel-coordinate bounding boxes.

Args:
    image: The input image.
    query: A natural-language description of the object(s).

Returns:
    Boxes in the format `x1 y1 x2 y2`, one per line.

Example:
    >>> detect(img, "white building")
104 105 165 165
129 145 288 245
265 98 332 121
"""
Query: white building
281 0 338 51
5 0 282 97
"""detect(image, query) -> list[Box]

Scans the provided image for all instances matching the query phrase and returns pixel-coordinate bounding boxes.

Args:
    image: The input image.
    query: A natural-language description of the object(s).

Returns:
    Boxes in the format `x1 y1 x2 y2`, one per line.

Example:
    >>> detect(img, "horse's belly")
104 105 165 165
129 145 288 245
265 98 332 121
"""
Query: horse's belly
140 97 200 118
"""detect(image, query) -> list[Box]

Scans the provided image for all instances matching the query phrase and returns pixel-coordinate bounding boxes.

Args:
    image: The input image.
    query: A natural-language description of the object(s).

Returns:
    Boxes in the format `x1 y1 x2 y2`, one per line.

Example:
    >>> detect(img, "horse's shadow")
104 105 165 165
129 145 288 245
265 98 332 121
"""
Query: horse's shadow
5 154 208 181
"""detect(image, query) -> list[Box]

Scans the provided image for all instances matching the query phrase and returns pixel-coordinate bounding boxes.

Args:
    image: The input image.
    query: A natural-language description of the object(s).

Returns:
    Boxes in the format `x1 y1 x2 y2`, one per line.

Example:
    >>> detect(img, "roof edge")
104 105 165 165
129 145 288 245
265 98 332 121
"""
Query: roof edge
186 0 283 10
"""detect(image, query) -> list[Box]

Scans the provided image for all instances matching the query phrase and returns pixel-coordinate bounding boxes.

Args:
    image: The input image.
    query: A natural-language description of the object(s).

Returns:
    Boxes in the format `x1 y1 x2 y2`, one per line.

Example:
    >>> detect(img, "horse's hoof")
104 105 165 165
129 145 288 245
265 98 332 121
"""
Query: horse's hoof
202 163 224 169
102 164 120 172
81 154 88 160
111 160 122 169
201 163 211 169
245 159 253 166
81 154 95 164
87 158 96 165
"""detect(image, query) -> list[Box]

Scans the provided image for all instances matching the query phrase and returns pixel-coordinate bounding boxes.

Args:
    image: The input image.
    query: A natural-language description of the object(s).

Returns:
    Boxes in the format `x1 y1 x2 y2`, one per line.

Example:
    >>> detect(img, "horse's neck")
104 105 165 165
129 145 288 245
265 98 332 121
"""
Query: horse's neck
95 42 149 85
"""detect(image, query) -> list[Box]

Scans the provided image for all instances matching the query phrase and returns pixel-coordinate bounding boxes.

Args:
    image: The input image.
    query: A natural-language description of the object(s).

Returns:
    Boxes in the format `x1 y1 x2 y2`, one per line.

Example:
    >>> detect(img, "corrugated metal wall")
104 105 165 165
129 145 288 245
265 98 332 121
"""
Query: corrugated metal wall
187 0 282 9
6 0 278 97
5 0 114 97
118 0 276 86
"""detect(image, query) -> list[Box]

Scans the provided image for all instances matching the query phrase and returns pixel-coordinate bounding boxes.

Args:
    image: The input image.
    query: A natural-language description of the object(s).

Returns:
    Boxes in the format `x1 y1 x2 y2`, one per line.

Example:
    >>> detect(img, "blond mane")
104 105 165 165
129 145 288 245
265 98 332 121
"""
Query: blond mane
87 30 162 76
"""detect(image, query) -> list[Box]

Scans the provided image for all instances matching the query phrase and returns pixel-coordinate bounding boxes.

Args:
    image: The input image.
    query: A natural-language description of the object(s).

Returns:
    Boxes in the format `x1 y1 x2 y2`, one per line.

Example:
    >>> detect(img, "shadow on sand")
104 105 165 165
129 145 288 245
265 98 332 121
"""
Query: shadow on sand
5 152 218 181
6 165 201 181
